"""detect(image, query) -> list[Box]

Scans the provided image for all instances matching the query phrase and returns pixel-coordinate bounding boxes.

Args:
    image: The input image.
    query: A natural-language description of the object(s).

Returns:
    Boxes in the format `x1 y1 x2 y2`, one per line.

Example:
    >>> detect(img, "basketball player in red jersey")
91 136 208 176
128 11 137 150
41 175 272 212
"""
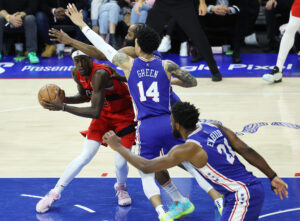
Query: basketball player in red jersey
49 23 224 215
263 0 300 83
36 50 136 213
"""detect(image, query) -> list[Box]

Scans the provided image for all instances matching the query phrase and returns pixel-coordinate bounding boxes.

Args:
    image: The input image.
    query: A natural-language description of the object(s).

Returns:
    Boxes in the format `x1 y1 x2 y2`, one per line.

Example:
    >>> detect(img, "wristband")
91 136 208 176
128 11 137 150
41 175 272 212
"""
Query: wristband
62 103 66 111
269 173 277 182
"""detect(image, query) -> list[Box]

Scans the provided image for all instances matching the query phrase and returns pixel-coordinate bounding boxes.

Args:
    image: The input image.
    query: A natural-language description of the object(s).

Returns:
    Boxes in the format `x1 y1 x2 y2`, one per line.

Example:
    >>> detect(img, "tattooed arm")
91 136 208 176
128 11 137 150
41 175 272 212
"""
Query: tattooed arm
112 53 133 79
164 60 197 87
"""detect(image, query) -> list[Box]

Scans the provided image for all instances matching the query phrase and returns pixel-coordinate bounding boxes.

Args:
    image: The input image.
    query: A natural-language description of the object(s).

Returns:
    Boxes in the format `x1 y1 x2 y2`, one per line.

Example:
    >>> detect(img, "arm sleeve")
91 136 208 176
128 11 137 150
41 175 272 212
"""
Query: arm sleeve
81 26 118 63
229 5 240 14
207 5 214 13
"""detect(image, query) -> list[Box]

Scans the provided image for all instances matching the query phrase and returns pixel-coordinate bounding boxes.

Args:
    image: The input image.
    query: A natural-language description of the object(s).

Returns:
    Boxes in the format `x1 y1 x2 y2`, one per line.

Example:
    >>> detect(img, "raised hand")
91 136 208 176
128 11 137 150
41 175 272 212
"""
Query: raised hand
271 176 288 200
65 3 86 28
49 28 72 44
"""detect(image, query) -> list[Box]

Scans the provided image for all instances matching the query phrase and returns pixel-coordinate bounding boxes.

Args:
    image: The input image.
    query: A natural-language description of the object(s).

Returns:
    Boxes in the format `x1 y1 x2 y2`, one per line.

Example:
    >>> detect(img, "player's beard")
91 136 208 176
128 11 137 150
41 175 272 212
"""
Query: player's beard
172 127 182 138
125 39 135 47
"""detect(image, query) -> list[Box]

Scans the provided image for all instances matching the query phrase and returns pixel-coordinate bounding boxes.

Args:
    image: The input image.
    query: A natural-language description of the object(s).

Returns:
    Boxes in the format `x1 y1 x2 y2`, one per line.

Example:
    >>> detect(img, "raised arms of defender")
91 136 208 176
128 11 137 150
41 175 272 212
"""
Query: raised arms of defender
65 4 197 87
49 28 138 61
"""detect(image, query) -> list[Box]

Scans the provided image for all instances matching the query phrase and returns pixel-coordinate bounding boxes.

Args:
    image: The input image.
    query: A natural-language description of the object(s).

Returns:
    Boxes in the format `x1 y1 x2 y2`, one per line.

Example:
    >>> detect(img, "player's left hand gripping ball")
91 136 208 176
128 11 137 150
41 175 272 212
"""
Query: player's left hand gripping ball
38 84 65 111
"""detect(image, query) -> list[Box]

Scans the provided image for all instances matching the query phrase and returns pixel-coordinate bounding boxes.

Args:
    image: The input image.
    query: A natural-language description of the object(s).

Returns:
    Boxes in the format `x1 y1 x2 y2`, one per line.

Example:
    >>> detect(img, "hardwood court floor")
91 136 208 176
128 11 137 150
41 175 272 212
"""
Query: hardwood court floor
1 77 299 179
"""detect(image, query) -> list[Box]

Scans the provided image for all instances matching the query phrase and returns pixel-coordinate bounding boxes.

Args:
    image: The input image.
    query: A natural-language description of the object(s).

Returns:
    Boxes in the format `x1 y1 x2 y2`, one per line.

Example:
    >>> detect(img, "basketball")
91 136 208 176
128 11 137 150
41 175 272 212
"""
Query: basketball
38 84 65 108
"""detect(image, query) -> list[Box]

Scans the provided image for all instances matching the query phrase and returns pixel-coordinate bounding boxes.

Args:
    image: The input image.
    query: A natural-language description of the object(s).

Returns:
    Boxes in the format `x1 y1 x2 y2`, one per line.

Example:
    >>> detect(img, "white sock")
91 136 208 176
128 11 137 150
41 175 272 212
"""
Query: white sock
54 138 100 194
214 197 223 209
115 152 129 187
276 14 300 72
182 161 213 193
162 180 185 202
155 205 165 218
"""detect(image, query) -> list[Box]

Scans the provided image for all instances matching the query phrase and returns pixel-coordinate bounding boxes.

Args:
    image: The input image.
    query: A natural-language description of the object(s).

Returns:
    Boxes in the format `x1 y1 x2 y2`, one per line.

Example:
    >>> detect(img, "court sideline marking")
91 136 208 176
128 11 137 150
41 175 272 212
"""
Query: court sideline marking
20 194 96 213
0 105 40 113
259 207 300 219
2 91 300 113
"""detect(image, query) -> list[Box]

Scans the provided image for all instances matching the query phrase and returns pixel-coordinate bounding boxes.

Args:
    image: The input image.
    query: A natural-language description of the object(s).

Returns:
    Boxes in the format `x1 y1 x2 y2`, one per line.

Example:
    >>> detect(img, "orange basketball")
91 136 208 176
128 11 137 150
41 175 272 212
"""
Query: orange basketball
38 84 65 108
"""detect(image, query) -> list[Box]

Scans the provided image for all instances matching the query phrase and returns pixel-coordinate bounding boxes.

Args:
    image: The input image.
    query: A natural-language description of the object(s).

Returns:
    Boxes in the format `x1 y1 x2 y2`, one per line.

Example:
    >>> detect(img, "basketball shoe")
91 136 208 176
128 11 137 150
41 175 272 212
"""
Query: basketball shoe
114 183 132 206
157 36 171 53
215 196 224 216
36 189 60 213
159 212 174 221
168 198 195 219
262 66 282 83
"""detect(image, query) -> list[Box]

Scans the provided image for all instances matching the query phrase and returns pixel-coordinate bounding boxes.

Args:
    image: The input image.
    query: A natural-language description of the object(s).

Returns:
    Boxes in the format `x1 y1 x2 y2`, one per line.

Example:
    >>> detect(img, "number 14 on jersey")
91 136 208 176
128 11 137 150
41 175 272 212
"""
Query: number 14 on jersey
137 81 160 102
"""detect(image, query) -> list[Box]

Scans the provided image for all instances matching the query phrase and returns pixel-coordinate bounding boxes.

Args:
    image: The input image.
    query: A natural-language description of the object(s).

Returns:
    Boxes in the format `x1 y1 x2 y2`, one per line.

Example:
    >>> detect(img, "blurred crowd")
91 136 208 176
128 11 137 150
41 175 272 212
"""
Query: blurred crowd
0 0 299 64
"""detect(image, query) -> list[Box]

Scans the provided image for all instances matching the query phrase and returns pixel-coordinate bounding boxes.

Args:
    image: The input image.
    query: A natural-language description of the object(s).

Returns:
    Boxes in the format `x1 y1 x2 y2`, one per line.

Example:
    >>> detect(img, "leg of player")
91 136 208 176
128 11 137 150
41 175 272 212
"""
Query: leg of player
114 152 132 206
155 170 195 219
181 161 223 216
36 138 101 213
263 13 300 83
139 170 174 221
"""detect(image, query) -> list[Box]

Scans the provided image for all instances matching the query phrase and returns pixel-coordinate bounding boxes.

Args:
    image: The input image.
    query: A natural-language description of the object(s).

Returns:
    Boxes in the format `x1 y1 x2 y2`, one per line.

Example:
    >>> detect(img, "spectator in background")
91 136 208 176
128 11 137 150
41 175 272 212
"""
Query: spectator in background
0 0 39 63
36 0 89 58
157 19 189 57
201 0 242 63
97 0 131 49
264 0 293 52
263 0 300 83
91 0 107 34
136 0 222 82
130 0 155 24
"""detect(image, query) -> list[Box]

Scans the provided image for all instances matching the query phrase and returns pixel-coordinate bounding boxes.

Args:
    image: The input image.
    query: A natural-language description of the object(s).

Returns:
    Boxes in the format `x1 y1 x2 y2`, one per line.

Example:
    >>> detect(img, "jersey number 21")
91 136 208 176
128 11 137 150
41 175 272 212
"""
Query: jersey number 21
217 138 236 164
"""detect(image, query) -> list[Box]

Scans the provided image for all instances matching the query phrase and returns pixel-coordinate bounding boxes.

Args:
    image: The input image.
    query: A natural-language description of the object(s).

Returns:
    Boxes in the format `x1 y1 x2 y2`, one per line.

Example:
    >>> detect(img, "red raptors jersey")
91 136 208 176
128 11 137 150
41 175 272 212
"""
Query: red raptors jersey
77 62 135 129
292 0 300 17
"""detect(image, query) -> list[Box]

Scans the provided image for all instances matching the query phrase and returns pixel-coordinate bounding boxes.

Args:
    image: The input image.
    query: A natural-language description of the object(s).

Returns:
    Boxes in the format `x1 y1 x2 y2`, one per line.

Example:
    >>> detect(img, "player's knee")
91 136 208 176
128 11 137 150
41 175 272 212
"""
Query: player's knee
115 152 127 169
139 171 160 199
77 153 94 166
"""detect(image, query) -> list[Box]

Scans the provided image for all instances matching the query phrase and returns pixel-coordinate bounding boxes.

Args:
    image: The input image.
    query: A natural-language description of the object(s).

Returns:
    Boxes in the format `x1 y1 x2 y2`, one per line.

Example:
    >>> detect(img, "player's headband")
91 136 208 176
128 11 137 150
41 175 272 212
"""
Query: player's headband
71 50 88 59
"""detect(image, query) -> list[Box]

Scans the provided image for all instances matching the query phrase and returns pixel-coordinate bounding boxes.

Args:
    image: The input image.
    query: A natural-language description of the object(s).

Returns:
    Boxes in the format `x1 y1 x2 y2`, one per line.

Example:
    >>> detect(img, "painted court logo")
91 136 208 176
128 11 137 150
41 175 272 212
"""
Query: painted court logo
199 119 300 136
0 62 14 74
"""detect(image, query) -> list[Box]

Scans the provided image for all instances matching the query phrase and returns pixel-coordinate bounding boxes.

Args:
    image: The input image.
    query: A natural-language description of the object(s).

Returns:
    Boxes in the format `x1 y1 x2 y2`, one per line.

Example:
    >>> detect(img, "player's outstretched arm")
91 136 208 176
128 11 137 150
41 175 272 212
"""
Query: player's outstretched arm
164 60 197 87
103 131 207 173
216 124 288 200
49 28 107 61
66 3 133 76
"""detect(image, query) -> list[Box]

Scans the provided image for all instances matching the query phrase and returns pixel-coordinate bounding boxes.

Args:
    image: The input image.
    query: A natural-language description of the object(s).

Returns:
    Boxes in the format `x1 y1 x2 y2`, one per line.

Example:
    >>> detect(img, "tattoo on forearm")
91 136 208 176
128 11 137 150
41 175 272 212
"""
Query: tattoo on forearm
166 60 197 86
112 53 130 67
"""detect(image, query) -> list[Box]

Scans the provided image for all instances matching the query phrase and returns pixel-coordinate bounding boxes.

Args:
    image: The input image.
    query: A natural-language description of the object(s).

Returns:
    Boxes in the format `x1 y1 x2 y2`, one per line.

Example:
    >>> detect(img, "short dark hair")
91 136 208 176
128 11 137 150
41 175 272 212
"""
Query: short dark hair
136 26 160 54
172 102 200 130
132 23 147 36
